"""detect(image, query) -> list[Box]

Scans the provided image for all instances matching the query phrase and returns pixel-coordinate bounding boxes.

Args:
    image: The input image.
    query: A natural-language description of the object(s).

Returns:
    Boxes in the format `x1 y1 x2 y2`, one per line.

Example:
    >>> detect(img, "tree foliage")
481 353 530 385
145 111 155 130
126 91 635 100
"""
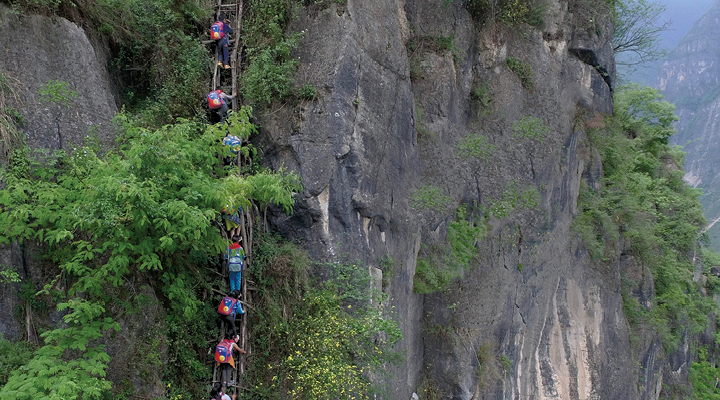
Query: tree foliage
414 206 487 293
244 235 402 399
574 85 713 353
613 0 671 65
0 108 300 399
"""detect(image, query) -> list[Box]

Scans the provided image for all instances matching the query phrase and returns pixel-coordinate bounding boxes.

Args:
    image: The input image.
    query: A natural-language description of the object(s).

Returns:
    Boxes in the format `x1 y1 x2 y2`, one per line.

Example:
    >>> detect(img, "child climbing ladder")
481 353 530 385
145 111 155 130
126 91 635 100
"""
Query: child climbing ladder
208 0 243 107
205 1 250 398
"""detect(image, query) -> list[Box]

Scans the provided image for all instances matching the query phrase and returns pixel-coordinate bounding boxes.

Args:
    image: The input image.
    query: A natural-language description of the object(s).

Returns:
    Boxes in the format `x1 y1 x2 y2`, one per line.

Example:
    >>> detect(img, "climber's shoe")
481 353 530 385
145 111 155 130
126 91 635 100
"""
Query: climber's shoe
225 64 231 69
218 62 223 67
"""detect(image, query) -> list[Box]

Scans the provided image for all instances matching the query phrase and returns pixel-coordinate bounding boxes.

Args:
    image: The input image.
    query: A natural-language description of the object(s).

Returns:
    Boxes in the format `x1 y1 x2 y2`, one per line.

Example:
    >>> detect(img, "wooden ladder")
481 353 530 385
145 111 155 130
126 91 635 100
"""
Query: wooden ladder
208 1 252 396
210 0 244 110
212 204 254 397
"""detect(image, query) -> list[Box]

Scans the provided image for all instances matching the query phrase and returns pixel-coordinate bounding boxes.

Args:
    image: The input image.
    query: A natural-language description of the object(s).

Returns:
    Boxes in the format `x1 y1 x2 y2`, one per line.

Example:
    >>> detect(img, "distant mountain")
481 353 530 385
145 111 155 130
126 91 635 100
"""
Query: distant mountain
660 0 720 248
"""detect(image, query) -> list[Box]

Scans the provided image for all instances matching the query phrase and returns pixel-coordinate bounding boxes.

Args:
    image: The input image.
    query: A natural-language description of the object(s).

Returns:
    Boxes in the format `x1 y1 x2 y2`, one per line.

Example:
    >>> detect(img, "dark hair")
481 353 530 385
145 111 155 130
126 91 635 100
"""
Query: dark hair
218 12 226 21
210 382 222 399
215 86 222 91
230 289 241 298
231 235 241 242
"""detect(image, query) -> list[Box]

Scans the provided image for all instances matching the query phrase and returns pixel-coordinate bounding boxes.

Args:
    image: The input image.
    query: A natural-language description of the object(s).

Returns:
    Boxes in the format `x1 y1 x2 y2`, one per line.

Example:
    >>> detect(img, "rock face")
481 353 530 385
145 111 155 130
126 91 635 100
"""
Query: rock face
259 0 663 398
0 5 118 153
659 0 720 247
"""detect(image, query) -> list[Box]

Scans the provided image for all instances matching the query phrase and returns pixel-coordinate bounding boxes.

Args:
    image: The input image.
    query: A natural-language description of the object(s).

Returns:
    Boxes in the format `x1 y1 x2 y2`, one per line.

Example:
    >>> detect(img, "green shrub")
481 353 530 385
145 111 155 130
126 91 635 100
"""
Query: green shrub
475 342 505 393
0 335 33 386
0 71 23 157
414 106 435 140
466 0 546 26
489 181 540 219
243 0 293 49
296 84 316 100
406 35 463 60
5 0 62 13
505 57 534 88
470 83 494 116
458 133 496 161
690 360 720 399
38 79 76 109
242 34 302 107
411 185 451 211
245 235 402 399
414 206 486 293
511 116 550 143
498 0 546 26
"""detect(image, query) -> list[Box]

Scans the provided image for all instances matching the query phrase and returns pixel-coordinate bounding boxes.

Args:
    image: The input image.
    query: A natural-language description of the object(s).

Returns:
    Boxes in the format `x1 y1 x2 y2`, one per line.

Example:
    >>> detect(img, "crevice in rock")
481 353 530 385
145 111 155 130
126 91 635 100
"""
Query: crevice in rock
530 157 536 180
569 48 613 92
56 120 63 150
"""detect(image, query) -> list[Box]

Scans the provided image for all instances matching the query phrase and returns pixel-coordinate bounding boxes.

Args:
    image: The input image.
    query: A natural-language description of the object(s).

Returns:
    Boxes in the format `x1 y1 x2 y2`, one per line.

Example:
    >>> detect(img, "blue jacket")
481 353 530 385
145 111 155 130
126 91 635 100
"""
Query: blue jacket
219 20 234 36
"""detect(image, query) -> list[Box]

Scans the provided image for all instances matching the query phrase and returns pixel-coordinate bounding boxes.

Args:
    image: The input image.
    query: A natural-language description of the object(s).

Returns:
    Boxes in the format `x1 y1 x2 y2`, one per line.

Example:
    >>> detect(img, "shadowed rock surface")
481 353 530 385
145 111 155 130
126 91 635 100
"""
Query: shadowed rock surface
259 0 666 398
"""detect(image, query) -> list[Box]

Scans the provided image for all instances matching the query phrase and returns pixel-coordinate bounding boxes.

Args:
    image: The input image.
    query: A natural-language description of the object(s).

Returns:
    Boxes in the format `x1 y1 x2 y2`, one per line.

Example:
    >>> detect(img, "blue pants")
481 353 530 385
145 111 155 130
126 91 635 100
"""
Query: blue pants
216 103 230 124
229 270 242 292
218 37 229 65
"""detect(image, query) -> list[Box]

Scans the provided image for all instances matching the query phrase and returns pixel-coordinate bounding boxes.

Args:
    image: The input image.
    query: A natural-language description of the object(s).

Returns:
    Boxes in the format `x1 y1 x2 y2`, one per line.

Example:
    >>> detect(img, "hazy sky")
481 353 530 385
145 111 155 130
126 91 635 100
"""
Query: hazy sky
658 0 715 49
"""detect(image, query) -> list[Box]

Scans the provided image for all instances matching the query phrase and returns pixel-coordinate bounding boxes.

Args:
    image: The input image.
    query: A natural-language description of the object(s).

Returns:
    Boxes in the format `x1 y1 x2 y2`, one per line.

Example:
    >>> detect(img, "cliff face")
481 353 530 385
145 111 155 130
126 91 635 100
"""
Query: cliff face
0 0 683 398
0 5 118 152
258 0 664 398
659 0 720 246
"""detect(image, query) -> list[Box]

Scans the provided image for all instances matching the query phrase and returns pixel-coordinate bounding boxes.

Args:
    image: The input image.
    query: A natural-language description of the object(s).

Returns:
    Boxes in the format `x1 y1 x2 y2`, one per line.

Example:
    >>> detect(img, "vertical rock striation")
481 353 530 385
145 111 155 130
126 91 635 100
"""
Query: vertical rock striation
258 0 660 398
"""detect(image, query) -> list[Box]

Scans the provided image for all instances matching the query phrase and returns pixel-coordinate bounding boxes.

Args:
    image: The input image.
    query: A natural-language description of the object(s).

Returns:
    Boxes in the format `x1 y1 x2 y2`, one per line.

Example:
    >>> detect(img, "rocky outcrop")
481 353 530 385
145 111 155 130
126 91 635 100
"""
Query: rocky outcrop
0 5 118 153
256 0 660 398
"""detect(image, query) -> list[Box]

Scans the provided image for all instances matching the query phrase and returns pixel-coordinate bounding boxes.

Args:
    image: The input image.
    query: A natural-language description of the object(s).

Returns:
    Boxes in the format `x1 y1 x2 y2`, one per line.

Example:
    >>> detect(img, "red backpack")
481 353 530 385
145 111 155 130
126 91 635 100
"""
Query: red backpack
215 339 233 363
218 297 237 316
207 90 224 110
210 21 225 40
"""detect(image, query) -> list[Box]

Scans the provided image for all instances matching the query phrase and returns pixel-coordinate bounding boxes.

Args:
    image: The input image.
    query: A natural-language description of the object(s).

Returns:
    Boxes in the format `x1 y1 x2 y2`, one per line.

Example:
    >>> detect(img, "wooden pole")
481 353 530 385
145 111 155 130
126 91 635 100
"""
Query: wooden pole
231 0 244 110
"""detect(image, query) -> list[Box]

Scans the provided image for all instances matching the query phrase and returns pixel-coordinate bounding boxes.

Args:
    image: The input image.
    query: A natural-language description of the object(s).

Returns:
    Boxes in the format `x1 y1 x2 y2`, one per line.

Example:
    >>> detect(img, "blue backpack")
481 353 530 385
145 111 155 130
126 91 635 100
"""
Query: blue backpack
223 135 242 154
227 247 244 272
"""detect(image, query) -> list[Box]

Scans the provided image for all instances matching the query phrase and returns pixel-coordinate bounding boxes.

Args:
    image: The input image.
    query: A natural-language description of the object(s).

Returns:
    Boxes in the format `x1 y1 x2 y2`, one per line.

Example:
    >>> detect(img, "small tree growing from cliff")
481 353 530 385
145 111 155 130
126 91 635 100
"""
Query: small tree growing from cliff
613 0 670 65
